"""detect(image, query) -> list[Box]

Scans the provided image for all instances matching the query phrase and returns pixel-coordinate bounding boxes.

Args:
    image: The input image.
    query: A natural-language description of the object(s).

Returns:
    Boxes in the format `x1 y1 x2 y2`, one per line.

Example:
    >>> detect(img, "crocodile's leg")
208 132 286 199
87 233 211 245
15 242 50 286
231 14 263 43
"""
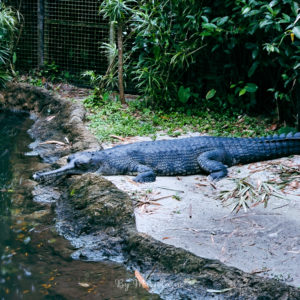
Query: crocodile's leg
197 149 230 180
133 164 156 182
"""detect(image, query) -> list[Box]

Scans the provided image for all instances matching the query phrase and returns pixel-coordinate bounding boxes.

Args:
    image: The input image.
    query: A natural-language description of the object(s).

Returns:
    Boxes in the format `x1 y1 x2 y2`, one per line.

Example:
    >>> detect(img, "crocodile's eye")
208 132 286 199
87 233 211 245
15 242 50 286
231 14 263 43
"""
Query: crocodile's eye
67 154 76 163
74 157 91 169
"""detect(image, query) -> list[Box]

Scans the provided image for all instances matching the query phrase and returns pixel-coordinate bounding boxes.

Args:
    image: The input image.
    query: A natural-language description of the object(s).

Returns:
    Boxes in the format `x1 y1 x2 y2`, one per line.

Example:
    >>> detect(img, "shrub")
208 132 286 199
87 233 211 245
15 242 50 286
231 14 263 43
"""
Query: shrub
0 2 18 87
129 0 300 124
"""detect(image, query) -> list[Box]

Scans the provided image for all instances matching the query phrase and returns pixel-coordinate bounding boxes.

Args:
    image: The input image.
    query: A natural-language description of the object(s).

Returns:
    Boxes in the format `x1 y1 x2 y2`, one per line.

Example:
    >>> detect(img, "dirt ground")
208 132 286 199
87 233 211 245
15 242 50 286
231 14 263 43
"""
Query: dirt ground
103 133 300 288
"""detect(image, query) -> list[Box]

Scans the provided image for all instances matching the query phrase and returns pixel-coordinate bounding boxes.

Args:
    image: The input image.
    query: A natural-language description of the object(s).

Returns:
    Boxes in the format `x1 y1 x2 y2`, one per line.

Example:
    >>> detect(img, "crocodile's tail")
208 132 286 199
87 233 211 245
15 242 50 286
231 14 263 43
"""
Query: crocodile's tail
229 132 300 164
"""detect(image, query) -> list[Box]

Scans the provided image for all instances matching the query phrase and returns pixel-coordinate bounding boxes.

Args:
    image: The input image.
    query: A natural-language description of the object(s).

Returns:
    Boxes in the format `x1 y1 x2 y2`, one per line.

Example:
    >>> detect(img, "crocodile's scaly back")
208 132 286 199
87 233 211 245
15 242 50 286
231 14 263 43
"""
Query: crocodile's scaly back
223 132 300 165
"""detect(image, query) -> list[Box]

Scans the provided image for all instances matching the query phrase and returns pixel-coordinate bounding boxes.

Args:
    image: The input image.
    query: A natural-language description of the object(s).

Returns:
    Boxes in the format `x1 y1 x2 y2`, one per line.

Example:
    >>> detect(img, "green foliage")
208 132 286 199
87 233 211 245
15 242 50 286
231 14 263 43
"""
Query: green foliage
206 89 216 100
84 96 276 142
99 0 137 104
0 3 18 87
82 43 119 96
86 99 156 141
27 61 75 85
124 0 300 124
178 86 198 104
40 61 60 81
99 0 136 24
226 0 300 118
0 69 11 86
130 0 205 105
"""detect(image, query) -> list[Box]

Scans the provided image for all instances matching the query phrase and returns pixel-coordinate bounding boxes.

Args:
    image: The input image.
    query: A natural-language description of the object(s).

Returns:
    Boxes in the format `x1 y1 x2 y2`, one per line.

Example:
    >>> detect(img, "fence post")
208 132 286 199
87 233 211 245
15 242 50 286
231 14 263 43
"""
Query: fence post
37 0 44 68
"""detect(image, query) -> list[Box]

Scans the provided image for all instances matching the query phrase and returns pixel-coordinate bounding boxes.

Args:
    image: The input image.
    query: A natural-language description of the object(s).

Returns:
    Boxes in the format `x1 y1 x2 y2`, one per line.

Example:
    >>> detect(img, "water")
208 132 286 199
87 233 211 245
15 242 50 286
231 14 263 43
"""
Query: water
0 110 159 299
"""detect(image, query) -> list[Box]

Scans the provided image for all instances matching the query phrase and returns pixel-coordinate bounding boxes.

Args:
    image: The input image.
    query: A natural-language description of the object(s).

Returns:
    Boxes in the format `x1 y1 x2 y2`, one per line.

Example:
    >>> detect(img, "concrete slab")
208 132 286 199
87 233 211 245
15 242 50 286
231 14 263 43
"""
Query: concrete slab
103 135 300 287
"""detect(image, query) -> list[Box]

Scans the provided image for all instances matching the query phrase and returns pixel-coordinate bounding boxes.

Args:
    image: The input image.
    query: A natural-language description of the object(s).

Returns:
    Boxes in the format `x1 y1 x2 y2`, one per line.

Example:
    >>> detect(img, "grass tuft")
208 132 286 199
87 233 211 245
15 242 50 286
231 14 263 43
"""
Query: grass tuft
84 95 279 142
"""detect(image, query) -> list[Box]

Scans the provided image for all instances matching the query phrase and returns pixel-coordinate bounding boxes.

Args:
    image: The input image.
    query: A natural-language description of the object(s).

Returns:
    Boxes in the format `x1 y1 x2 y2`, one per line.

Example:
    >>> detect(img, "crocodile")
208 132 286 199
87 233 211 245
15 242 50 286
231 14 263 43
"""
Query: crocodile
33 133 300 183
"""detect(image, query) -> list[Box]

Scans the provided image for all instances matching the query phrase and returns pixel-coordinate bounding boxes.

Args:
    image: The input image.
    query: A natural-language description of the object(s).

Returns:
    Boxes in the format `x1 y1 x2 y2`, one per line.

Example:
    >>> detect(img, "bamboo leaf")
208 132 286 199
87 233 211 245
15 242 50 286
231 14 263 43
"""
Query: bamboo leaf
206 89 216 100
292 26 300 39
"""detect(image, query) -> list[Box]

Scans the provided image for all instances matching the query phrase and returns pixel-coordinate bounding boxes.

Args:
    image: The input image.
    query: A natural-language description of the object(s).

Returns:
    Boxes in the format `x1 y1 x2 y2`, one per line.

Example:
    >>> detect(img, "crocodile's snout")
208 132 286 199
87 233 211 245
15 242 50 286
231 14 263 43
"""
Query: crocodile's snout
32 172 41 181
32 161 78 182
32 152 96 182
32 169 63 181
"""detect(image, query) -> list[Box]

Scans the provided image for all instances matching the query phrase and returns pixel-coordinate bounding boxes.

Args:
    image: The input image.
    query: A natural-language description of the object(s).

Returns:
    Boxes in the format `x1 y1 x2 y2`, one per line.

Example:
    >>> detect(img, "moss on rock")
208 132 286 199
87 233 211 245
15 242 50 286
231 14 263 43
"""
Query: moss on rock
65 173 134 228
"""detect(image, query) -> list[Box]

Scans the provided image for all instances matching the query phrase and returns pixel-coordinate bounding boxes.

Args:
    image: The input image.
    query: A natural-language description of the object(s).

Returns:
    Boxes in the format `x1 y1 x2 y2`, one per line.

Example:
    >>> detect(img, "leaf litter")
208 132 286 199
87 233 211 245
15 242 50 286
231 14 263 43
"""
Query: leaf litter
218 161 299 213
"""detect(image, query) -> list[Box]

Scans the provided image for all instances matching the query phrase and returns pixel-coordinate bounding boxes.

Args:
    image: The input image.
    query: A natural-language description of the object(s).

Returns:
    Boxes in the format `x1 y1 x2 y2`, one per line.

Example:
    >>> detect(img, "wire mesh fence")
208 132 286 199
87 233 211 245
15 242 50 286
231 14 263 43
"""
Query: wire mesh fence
10 0 110 77
44 0 109 75
10 0 39 70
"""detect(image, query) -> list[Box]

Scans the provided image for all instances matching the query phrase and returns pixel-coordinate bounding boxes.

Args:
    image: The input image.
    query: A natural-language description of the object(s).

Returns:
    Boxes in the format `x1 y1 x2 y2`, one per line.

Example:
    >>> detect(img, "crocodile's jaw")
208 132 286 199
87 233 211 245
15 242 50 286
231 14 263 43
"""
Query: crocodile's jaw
33 162 83 181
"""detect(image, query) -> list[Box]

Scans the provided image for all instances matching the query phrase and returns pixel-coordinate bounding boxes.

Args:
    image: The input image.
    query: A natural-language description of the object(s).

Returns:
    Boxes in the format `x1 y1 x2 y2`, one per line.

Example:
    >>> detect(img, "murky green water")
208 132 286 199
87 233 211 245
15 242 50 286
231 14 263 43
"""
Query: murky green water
0 110 159 299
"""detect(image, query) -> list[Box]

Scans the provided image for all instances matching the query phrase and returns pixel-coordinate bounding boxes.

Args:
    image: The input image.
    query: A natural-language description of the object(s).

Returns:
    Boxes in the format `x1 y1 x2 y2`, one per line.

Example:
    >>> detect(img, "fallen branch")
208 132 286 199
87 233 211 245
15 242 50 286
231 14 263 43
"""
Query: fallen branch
157 186 185 193
134 270 149 291
250 268 271 275
125 177 140 186
109 135 126 141
151 195 174 201
189 203 192 218
39 140 66 146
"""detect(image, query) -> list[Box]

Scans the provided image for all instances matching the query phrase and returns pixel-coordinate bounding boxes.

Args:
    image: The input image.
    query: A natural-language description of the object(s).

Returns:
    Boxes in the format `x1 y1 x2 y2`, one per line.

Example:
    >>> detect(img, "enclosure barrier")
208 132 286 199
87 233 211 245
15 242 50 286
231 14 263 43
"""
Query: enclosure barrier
11 0 109 76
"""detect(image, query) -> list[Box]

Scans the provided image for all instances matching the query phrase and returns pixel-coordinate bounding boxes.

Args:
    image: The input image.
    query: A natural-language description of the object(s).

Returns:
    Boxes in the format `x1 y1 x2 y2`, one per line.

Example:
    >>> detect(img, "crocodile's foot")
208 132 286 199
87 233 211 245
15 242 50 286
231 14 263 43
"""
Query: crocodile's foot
133 171 156 183
207 168 228 181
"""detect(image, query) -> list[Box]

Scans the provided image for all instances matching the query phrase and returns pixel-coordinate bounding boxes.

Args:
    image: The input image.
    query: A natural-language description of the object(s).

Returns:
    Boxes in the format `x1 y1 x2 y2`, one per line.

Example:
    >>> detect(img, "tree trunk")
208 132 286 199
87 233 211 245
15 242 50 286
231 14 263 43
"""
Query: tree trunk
117 24 125 105
297 78 300 131
108 21 115 67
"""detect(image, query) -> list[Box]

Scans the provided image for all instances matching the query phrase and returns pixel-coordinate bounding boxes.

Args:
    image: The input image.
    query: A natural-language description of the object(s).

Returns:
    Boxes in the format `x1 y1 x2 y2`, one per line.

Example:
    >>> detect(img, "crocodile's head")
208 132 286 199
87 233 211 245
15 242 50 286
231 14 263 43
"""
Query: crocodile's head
33 152 97 181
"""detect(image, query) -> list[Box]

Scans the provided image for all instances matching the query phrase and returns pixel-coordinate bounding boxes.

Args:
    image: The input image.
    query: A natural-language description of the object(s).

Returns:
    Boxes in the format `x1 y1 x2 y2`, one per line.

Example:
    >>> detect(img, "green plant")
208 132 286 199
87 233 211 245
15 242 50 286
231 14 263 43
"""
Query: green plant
206 89 216 100
40 61 61 82
28 77 43 87
178 86 199 104
126 0 300 124
0 69 11 86
0 2 18 87
99 0 137 104
82 43 119 99
25 60 76 86
99 42 119 91
130 0 205 106
84 95 279 143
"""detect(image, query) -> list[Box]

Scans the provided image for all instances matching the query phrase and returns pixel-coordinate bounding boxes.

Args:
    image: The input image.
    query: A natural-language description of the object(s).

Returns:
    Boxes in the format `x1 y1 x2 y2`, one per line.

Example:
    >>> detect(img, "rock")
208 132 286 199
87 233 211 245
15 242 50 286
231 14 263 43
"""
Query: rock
27 209 51 220
62 174 134 229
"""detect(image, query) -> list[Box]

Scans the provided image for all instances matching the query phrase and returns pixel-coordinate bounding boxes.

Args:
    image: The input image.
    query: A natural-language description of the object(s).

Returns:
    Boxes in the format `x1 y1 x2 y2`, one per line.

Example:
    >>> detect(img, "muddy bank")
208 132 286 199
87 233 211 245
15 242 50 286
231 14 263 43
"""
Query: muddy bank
0 82 100 156
0 119 155 300
0 85 157 299
1 83 300 299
